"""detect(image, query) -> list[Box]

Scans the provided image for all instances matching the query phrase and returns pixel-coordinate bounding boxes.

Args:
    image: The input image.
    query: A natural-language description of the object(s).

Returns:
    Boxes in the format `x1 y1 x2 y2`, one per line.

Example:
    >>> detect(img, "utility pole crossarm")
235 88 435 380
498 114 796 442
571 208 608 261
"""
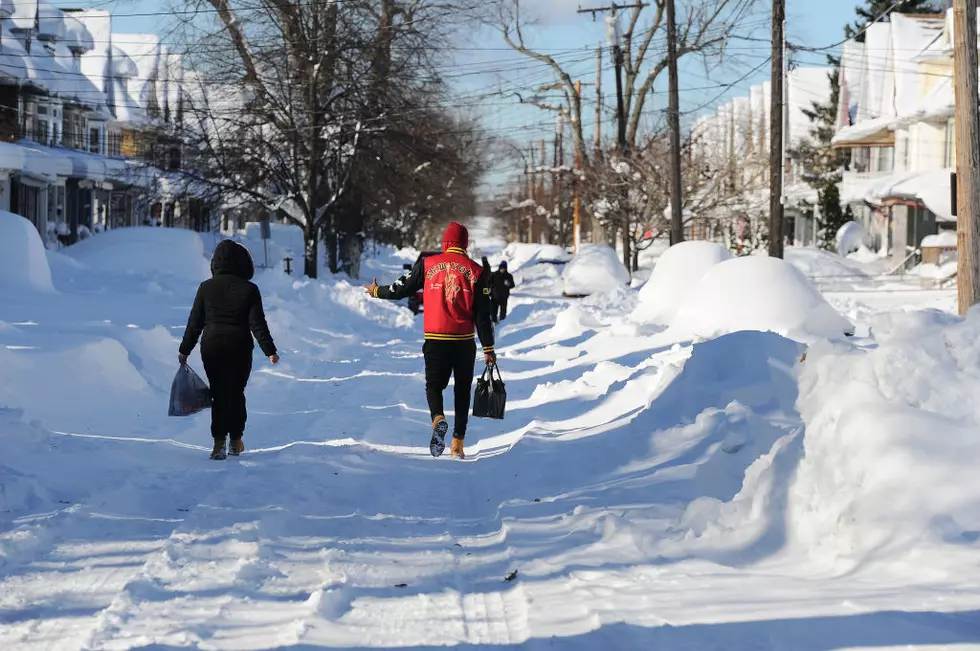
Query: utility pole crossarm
577 2 650 15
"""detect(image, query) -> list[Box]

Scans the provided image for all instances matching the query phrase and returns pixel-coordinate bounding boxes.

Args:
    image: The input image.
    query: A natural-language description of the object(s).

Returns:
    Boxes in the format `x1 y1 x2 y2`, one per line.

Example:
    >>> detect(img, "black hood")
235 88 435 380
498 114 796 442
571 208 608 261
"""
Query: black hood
211 240 255 280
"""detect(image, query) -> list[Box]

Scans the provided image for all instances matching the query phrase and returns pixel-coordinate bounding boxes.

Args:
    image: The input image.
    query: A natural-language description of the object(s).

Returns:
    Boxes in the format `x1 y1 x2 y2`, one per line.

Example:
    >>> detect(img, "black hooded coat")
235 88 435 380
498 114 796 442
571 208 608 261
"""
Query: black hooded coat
179 240 277 357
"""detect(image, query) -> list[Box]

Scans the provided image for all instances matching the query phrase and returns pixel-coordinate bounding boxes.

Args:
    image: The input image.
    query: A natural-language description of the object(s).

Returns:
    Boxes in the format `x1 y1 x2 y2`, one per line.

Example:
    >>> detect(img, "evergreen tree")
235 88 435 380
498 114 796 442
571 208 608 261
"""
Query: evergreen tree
848 0 941 41
789 66 853 251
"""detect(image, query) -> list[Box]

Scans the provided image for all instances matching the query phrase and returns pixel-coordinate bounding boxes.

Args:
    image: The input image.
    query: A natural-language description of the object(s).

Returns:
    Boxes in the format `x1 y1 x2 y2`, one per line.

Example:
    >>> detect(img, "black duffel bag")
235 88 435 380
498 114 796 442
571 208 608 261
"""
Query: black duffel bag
473 363 506 419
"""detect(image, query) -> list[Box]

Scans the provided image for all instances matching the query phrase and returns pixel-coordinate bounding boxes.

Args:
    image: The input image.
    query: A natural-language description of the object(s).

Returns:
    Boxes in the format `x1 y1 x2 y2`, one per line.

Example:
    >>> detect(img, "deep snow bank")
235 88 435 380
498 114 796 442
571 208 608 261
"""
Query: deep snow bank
0 211 54 294
562 244 630 296
63 227 211 282
791 308 980 569
632 241 731 325
671 255 854 342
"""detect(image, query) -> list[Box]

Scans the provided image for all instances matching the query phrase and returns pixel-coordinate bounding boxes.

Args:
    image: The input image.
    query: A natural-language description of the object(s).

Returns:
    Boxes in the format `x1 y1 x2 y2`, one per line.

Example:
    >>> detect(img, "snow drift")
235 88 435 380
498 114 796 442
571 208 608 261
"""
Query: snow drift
63 227 211 282
631 241 731 325
0 211 54 294
791 308 980 571
671 255 854 342
562 244 630 296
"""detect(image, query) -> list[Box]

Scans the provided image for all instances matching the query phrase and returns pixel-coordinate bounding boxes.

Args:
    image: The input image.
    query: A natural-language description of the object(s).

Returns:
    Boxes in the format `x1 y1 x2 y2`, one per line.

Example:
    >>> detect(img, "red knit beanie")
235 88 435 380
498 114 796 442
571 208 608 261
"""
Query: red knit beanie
442 221 469 252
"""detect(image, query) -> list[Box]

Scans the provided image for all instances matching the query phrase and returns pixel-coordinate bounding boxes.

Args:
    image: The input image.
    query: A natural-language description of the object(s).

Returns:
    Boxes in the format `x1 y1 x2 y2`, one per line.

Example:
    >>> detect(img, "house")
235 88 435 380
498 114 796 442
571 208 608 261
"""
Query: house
686 67 830 248
833 12 953 266
0 0 192 246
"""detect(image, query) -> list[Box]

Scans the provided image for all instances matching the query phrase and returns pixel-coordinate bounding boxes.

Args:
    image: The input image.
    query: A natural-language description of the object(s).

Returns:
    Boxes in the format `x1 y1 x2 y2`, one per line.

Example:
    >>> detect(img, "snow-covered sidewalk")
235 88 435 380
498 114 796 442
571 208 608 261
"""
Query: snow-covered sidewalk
1 228 979 649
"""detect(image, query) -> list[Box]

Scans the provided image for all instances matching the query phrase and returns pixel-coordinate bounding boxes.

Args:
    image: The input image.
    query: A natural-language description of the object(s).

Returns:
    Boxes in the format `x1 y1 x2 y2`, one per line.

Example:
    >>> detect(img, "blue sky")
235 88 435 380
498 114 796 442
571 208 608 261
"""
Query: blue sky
456 0 866 192
57 0 865 194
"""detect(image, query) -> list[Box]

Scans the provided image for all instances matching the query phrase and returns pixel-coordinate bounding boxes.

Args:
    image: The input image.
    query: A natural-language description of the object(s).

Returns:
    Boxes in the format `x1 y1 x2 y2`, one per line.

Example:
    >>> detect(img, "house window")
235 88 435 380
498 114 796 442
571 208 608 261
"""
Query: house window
851 147 869 173
89 127 100 154
944 118 955 168
22 100 37 140
65 112 87 150
167 145 181 171
874 146 894 173
107 130 121 156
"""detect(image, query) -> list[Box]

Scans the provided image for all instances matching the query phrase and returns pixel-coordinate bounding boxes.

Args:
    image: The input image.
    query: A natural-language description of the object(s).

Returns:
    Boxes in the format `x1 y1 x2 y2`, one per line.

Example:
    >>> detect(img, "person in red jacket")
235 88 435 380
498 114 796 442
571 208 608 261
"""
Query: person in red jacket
365 222 495 459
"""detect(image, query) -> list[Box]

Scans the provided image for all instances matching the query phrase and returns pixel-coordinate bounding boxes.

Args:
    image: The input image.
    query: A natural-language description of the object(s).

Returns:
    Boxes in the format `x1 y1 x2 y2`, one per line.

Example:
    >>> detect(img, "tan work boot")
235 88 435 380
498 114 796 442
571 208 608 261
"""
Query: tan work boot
229 439 245 456
429 415 448 457
210 436 227 460
450 437 465 459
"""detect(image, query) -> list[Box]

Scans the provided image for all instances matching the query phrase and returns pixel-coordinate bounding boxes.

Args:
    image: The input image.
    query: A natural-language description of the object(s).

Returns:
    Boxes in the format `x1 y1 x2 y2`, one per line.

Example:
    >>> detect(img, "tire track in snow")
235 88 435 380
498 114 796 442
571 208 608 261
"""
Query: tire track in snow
80 459 281 649
0 447 225 650
445 459 531 646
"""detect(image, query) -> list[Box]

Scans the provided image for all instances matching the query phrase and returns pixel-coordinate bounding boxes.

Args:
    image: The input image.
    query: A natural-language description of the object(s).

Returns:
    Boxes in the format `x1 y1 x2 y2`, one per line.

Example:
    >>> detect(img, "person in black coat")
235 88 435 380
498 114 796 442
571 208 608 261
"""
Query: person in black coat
178 240 279 460
490 261 516 323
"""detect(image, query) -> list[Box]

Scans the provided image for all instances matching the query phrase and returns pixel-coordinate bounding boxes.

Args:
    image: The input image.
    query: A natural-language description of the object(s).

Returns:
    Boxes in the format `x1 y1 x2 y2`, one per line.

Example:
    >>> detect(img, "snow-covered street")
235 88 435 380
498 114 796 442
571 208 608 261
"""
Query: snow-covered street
2 225 980 650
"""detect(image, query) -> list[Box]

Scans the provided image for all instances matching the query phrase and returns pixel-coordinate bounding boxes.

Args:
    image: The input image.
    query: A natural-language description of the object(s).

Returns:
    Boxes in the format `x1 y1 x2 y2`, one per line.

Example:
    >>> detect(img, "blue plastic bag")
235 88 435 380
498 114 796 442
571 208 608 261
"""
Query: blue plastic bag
168 363 212 417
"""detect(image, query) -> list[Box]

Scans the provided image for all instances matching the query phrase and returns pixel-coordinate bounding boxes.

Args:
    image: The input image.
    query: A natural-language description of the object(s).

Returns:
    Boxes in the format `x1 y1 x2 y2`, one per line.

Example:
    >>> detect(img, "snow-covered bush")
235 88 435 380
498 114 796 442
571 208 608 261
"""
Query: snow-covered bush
671 255 853 342
835 221 864 257
631 241 731 325
562 244 630 296
0 211 55 294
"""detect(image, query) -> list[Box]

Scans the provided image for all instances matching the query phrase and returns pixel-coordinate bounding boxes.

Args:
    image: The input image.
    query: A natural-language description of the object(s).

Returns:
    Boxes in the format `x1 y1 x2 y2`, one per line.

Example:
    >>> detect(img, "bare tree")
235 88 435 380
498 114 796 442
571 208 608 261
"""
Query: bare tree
494 0 763 265
178 0 487 278
495 0 762 166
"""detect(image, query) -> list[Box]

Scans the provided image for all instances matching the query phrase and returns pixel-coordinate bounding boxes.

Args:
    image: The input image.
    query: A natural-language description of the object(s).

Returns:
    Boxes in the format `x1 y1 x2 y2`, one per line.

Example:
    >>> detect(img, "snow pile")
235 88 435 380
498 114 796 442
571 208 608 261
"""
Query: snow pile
0 211 54 294
562 244 630 296
671 256 854 342
836 221 865 256
790 309 980 570
63 227 210 282
921 230 957 248
631 241 731 325
502 242 571 270
784 246 872 279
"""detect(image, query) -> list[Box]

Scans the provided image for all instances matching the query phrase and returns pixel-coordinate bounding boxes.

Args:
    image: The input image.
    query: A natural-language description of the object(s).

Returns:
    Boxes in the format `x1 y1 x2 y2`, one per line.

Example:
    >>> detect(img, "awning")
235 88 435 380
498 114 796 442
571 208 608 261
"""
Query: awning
888 168 955 222
16 141 72 179
832 116 896 148
0 141 27 172
59 148 108 183
841 168 956 223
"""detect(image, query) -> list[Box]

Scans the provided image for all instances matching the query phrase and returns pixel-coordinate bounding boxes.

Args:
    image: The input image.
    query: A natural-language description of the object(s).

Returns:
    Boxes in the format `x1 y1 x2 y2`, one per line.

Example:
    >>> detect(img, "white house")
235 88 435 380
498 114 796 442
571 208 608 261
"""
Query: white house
0 0 189 244
833 12 953 265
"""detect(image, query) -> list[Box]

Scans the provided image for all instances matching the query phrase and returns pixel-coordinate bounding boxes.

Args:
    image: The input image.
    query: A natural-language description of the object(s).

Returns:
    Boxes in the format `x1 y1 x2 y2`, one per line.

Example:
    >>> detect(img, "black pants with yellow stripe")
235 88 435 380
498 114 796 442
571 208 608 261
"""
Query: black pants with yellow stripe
422 338 477 439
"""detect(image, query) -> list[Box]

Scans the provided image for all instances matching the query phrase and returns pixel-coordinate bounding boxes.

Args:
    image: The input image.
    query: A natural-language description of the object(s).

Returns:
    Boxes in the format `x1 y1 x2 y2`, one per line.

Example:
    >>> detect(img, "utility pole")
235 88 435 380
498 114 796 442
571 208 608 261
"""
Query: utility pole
666 0 684 246
528 144 536 243
575 80 583 255
578 2 648 267
768 0 785 259
954 0 980 315
594 45 603 163
578 3 648 150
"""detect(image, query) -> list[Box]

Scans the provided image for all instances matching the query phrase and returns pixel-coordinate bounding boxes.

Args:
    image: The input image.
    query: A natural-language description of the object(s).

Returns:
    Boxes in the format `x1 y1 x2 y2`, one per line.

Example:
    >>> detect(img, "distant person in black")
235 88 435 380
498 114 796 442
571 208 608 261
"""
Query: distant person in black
178 240 279 460
490 261 515 323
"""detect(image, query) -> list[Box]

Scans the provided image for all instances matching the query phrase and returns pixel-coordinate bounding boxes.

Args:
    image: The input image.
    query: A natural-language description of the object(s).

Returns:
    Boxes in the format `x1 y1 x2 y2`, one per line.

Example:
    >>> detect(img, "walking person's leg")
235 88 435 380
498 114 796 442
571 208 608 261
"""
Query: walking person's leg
201 344 232 459
228 350 253 456
500 296 509 321
423 340 454 456
450 340 477 458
